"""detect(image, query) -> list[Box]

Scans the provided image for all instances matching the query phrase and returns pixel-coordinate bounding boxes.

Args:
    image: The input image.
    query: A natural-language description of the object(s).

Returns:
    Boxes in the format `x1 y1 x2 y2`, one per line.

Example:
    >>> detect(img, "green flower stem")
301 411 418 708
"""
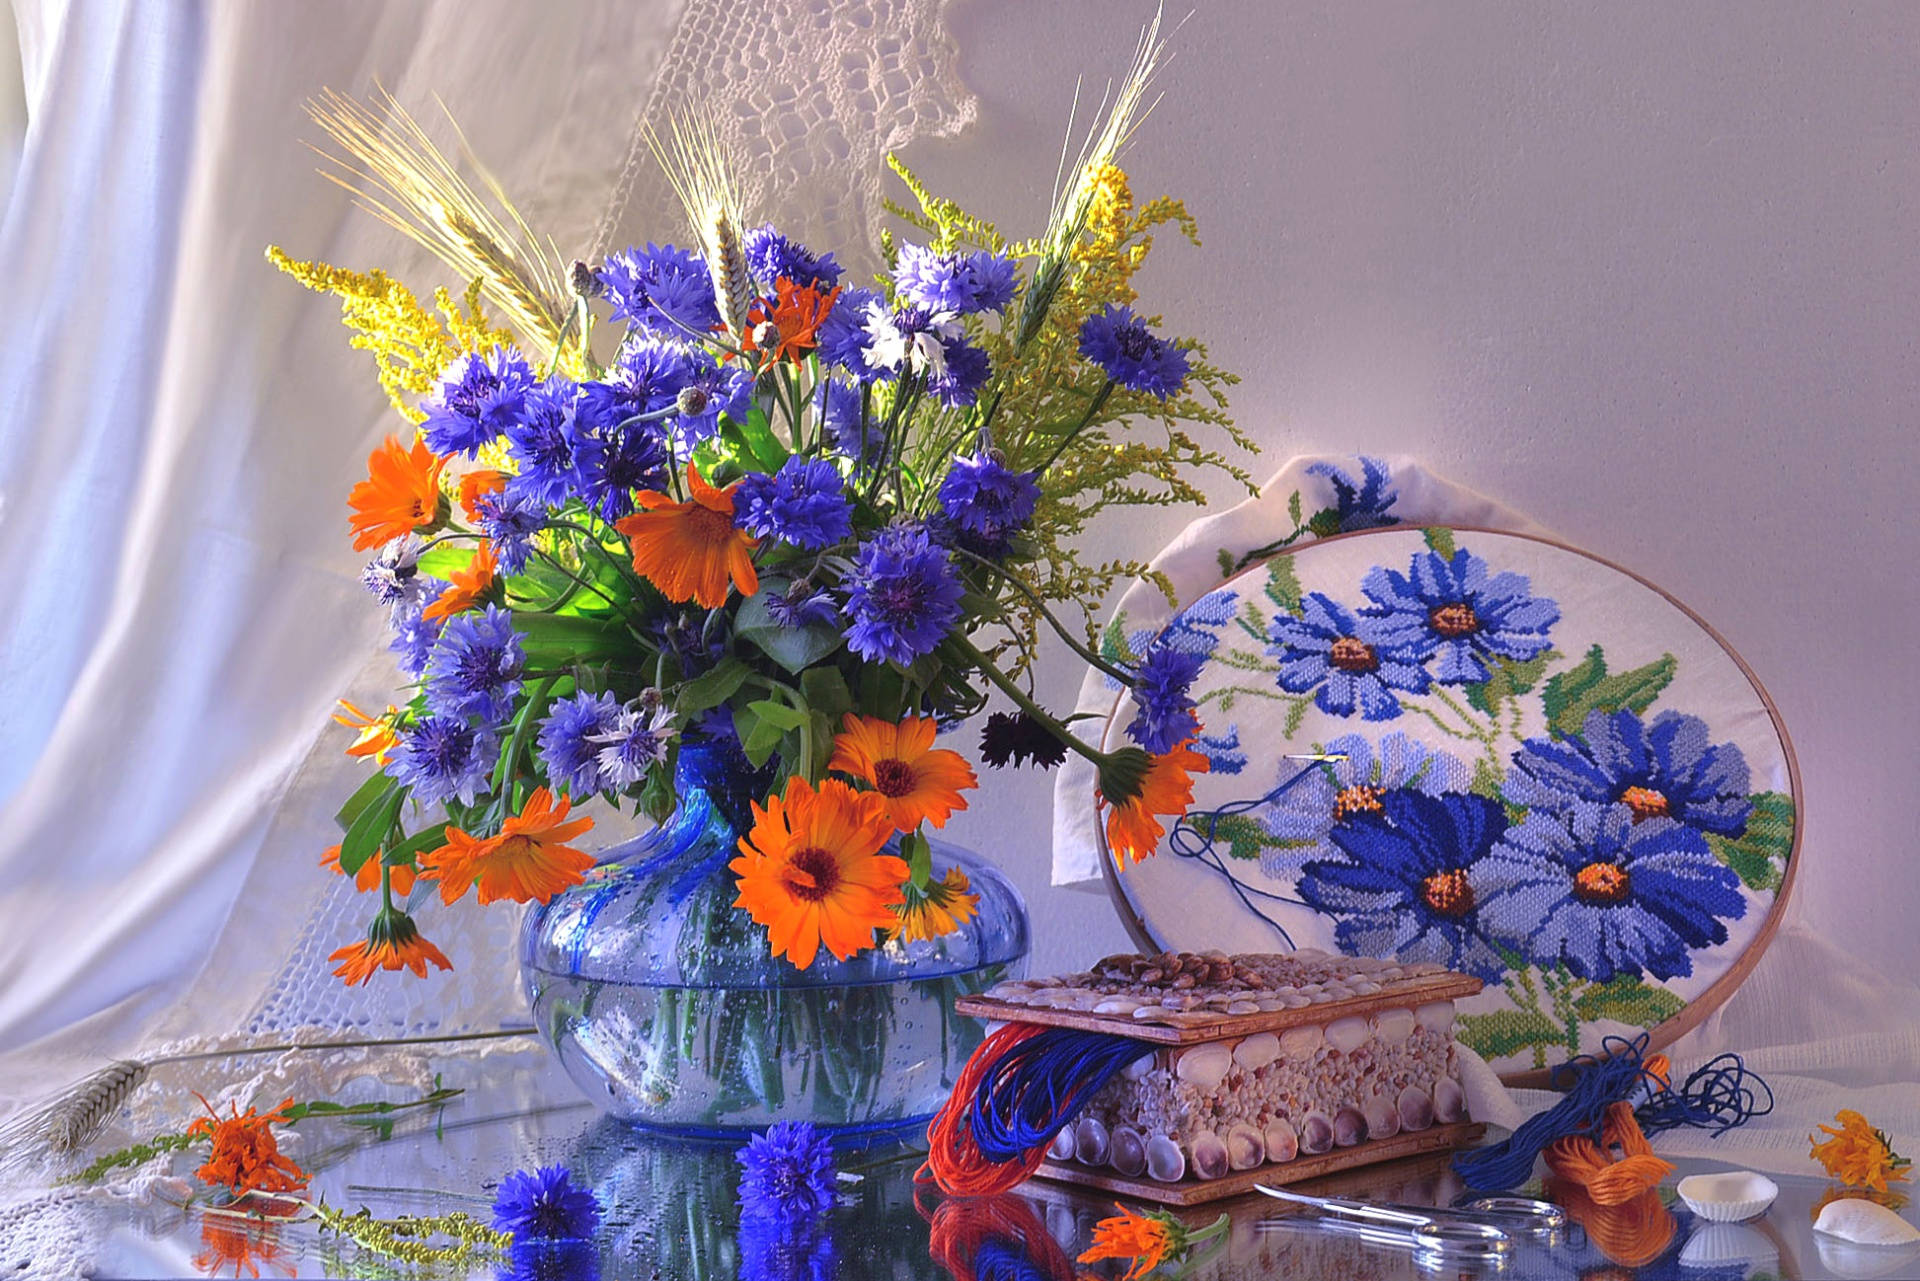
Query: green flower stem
952 633 1108 771
949 546 1135 685
491 676 557 814
534 549 623 613
1034 377 1116 474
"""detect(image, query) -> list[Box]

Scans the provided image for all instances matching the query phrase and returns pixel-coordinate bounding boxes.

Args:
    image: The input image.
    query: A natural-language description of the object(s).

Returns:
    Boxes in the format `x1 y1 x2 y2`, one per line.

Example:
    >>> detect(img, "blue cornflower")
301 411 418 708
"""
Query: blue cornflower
815 287 893 382
840 523 965 666
745 225 842 289
934 452 1040 559
1269 593 1433 720
1077 304 1190 399
426 605 524 724
470 487 547 573
589 699 677 790
1194 725 1248 775
815 379 884 467
734 458 851 549
386 714 497 807
1257 731 1470 878
1476 803 1747 983
502 380 587 509
499 1237 600 1281
420 347 536 457
537 691 623 797
892 244 1018 315
764 584 839 628
598 243 719 337
671 353 754 448
572 419 670 521
861 300 965 378
491 1165 601 1241
605 334 696 413
1308 457 1399 532
1104 589 1241 690
647 608 731 678
361 535 428 609
1360 547 1560 685
388 589 447 677
738 1214 835 1281
1125 643 1206 754
926 339 992 407
1506 708 1753 839
1298 790 1512 982
735 1121 837 1224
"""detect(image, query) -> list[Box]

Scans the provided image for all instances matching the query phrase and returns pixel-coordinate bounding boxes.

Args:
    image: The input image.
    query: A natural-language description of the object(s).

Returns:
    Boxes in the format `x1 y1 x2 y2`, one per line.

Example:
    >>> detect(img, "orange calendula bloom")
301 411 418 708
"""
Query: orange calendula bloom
829 714 978 832
331 699 402 765
320 843 416 897
186 1094 309 1198
1811 1109 1912 1192
421 541 499 622
1103 741 1210 866
615 463 760 608
1078 1204 1176 1281
328 910 453 985
458 468 508 522
421 787 596 906
347 434 445 551
741 277 843 362
891 867 980 943
730 776 908 969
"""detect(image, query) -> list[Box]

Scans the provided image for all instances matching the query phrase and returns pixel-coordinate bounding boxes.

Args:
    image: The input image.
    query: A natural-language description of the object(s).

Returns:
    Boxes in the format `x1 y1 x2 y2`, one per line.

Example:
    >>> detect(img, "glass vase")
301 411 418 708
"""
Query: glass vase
519 736 1030 1136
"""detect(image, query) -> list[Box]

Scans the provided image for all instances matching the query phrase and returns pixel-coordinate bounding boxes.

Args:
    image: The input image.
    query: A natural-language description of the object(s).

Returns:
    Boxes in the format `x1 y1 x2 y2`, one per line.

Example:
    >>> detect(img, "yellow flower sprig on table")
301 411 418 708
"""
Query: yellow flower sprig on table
1811 1109 1912 1193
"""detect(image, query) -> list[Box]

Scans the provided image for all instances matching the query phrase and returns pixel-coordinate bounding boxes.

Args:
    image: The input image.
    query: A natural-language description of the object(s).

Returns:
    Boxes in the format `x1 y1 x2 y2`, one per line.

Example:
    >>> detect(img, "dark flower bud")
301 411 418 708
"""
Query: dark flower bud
676 385 710 417
570 259 601 299
750 320 783 351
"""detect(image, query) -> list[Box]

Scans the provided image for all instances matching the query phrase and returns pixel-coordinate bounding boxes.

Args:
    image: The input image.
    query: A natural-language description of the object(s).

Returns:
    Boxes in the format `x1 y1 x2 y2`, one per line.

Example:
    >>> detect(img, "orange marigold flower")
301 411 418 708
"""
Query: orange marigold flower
328 910 453 985
614 462 760 608
319 843 416 897
730 776 907 969
420 787 596 906
1078 1203 1176 1281
348 434 445 551
741 278 842 362
331 699 403 766
421 541 499 622
185 1094 309 1198
829 714 978 832
1811 1109 1912 1193
891 867 980 944
458 468 508 523
1103 741 1210 866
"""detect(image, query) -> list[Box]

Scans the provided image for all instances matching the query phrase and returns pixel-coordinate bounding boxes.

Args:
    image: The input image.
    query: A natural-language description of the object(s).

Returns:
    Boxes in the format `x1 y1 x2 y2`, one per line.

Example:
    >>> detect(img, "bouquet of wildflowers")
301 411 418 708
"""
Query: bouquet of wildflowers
277 26 1249 987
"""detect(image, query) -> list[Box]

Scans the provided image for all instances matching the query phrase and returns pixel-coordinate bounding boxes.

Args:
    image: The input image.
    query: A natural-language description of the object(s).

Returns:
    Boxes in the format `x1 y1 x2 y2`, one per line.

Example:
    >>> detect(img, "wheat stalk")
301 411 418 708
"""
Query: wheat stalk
647 110 753 336
307 88 570 358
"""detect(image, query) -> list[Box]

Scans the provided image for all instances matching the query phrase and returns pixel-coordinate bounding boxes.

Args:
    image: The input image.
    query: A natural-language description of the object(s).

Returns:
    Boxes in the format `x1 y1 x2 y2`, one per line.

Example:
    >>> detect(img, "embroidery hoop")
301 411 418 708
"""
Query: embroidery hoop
1093 526 1803 1088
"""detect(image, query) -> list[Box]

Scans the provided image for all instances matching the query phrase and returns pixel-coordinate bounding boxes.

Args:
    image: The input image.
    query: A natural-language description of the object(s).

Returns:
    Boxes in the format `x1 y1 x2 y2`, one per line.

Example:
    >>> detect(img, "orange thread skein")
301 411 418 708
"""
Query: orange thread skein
921 1022 1051 1196
1543 1099 1675 1205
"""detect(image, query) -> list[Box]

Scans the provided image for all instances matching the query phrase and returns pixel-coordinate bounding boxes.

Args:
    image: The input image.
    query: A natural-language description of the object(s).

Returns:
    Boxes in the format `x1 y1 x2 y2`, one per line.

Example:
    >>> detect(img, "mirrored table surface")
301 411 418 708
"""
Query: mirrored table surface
71 1045 1913 1280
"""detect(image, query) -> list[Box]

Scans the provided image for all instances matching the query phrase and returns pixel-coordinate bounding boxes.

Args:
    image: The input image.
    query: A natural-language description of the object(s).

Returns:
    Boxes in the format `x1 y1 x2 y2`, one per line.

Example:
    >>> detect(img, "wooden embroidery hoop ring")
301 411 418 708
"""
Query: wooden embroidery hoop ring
1092 525 1804 1089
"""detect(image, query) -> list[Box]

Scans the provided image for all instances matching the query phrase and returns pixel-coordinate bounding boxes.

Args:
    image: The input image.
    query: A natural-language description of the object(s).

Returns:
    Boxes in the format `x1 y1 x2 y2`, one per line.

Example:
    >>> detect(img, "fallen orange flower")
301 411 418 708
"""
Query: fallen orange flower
186 1094 309 1199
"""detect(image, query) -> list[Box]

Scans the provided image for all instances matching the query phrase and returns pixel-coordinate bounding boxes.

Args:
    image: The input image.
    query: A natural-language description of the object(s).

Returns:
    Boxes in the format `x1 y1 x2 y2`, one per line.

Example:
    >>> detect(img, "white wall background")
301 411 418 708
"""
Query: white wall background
915 0 1920 999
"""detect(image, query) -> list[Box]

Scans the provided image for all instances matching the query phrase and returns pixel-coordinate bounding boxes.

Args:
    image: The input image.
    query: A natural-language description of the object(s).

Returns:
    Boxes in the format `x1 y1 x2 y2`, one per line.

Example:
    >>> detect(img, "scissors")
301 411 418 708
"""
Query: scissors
1255 1186 1567 1262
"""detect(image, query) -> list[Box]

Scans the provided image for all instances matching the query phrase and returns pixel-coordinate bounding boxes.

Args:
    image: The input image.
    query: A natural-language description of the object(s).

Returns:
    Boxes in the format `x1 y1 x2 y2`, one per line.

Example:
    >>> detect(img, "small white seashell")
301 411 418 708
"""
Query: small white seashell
1190 1131 1231 1181
1372 1007 1416 1042
985 982 1027 1001
1415 1000 1456 1033
1073 1116 1111 1166
1679 1221 1778 1270
1279 1025 1324 1058
1433 1076 1466 1124
1677 1171 1780 1223
1813 1197 1920 1245
1226 1000 1260 1016
1233 1032 1282 1071
1173 1042 1234 1091
1254 997 1288 1012
1361 1092 1400 1141
1110 1126 1147 1176
1121 1050 1159 1081
1145 1134 1186 1182
1047 1127 1076 1162
1226 1123 1266 1170
1279 993 1312 1009
1093 997 1142 1015
1263 1118 1299 1163
1325 1016 1372 1054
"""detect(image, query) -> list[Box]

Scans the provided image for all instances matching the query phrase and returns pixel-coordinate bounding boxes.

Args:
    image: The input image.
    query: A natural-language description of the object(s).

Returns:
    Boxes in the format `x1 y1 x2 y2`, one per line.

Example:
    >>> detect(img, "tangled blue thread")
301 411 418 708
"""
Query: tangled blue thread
1165 760 1332 946
966 1028 1154 1163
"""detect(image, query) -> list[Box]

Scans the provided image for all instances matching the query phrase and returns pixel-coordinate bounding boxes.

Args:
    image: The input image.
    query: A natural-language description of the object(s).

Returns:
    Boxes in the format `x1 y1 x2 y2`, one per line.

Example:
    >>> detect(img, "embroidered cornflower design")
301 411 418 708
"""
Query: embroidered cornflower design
1506 707 1753 838
1307 456 1398 533
1360 546 1560 685
1257 731 1470 877
1475 803 1747 983
1269 592 1432 720
1297 790 1512 982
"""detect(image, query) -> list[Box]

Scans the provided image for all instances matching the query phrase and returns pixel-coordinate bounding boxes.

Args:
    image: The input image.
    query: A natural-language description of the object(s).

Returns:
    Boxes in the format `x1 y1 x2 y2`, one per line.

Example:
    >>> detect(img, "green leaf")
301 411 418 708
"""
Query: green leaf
334 770 394 834
730 587 843 675
722 407 791 474
1464 651 1559 717
1469 756 1506 803
1287 489 1303 528
513 611 633 668
677 658 753 715
1573 976 1686 1029
747 698 809 732
900 830 933 888
1707 791 1795 891
1101 612 1141 666
383 822 450 869
1264 557 1303 616
1457 1009 1565 1061
339 780 404 876
416 541 477 580
1423 527 1457 558
1208 814 1297 862
1306 506 1342 537
1540 645 1678 739
733 703 788 769
800 667 855 724
1216 547 1235 577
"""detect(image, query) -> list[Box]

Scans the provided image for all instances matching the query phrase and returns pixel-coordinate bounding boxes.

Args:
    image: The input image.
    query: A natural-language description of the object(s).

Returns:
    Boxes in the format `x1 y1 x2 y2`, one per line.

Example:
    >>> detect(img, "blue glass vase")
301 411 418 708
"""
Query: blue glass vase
520 737 1030 1136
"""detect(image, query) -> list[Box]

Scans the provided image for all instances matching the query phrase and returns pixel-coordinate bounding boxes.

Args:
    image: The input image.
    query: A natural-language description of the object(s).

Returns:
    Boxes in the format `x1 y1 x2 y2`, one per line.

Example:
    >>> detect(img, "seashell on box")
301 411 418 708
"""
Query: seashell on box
1814 1197 1920 1246
1676 1170 1779 1222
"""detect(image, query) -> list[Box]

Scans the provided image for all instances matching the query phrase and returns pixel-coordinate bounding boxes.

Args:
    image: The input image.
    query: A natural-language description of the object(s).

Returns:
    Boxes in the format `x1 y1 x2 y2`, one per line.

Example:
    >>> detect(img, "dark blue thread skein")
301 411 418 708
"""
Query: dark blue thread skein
966 1027 1155 1163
